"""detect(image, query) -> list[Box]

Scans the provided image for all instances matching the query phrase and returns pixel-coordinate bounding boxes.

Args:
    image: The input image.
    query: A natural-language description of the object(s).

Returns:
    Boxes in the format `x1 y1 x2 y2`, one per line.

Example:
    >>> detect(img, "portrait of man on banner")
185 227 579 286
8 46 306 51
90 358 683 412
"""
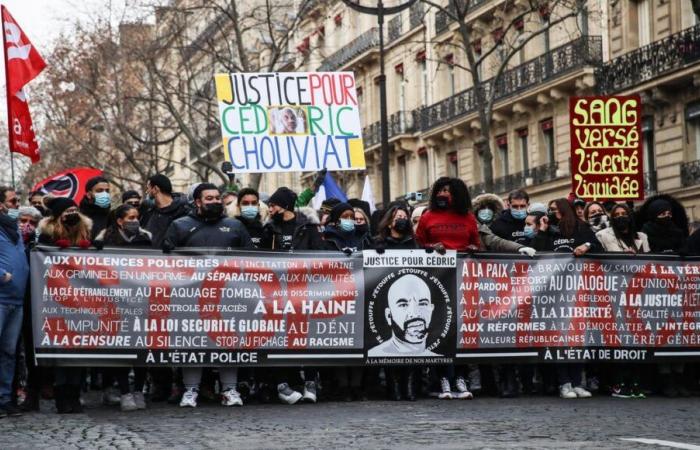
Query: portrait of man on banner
269 106 308 135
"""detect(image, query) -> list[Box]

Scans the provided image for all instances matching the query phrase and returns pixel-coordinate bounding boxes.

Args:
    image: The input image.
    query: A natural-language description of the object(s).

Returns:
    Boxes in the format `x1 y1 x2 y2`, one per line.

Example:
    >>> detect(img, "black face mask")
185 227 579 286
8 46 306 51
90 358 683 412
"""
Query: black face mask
272 211 285 224
656 216 673 227
63 213 80 227
201 203 223 219
35 206 47 216
435 195 450 209
393 218 411 233
356 223 369 235
612 215 631 231
547 211 559 225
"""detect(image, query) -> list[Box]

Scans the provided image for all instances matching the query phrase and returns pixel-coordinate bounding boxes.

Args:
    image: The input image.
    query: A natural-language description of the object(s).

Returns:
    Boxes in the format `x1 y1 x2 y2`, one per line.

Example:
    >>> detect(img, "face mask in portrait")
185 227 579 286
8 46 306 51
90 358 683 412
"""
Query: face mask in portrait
393 218 411 233
356 223 369 235
435 195 450 209
19 223 35 243
240 206 259 220
477 208 494 224
523 225 536 239
656 216 673 226
201 203 224 219
272 210 285 223
63 213 81 227
612 215 631 231
6 208 19 220
588 214 608 231
94 192 111 209
339 218 355 233
511 209 527 220
122 220 140 236
143 195 155 208
547 211 559 225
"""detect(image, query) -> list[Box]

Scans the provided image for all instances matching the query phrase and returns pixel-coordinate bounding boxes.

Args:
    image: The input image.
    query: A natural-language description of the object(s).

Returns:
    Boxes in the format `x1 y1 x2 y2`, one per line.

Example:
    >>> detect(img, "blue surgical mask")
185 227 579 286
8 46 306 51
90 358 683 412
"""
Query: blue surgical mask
477 208 494 224
6 208 19 220
241 206 259 220
339 218 355 232
523 225 536 238
511 209 527 220
94 192 111 209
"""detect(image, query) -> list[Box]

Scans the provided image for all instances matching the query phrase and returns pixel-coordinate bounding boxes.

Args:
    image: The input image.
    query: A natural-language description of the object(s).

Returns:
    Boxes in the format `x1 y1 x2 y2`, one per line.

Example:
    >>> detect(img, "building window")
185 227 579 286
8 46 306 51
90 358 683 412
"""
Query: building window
637 0 651 47
682 1 699 28
418 148 430 190
577 4 589 37
541 118 555 164
517 128 529 171
687 102 700 160
496 134 508 176
447 151 458 178
397 155 407 194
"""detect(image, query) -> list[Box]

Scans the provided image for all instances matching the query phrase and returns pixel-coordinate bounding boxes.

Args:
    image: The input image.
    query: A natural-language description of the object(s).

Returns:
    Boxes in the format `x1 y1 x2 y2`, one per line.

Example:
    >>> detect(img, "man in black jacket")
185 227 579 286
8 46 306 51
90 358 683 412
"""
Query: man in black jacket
490 189 529 245
163 183 252 408
235 187 268 249
80 176 111 240
141 174 189 249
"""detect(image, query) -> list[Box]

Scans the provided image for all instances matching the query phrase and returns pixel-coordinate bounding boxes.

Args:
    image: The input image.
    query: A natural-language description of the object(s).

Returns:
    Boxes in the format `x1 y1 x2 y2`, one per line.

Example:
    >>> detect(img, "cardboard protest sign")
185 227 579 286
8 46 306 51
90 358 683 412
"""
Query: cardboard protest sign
569 96 643 201
214 72 366 173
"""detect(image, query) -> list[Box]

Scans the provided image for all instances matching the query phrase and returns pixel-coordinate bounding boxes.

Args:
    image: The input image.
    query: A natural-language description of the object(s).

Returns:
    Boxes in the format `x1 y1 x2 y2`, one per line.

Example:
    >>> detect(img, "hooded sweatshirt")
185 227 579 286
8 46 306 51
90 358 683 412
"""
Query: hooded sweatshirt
141 193 190 248
79 196 110 240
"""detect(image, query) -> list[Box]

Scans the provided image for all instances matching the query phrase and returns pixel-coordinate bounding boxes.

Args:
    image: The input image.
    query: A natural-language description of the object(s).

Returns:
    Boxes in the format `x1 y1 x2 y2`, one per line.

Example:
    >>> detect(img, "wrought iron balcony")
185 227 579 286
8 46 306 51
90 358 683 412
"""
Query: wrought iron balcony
644 170 657 196
318 27 379 71
597 24 700 94
470 161 560 195
409 2 424 29
363 110 419 148
419 36 603 131
681 159 700 187
388 15 402 44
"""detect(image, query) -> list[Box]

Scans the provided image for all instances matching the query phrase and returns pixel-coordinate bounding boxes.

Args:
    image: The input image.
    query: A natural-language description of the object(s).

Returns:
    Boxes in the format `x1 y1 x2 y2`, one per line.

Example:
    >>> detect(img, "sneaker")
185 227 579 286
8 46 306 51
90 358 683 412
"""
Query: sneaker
559 383 577 399
302 381 317 403
179 388 198 408
120 393 138 412
587 376 600 392
0 403 22 417
573 386 592 398
611 383 632 399
102 388 121 406
467 367 482 394
630 383 646 399
221 388 243 407
438 377 453 400
278 383 302 405
455 377 473 399
133 392 146 410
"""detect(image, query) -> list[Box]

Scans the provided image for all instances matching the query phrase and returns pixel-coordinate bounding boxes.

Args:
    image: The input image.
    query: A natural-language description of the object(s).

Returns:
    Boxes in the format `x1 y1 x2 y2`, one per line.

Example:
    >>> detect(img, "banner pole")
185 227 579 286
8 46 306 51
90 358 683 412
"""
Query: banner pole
1 6 15 189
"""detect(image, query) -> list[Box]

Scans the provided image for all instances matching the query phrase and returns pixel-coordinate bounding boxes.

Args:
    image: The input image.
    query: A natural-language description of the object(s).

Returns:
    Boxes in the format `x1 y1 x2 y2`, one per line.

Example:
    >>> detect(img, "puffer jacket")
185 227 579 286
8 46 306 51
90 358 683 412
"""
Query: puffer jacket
473 193 523 252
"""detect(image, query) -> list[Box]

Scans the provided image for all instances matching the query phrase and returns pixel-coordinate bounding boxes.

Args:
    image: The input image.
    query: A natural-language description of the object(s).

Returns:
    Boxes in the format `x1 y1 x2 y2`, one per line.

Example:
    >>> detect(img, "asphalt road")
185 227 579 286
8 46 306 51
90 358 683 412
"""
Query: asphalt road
1 395 698 449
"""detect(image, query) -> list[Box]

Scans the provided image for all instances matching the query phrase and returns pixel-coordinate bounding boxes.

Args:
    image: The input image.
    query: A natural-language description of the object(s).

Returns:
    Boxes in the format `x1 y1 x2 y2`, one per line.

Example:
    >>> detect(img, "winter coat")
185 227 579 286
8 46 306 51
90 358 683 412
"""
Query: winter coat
0 218 29 305
375 235 417 250
531 222 601 253
236 215 269 249
263 207 323 251
79 197 111 240
95 227 153 248
140 193 190 248
478 223 524 252
163 211 253 249
36 215 93 246
596 227 650 253
489 209 527 244
641 221 686 253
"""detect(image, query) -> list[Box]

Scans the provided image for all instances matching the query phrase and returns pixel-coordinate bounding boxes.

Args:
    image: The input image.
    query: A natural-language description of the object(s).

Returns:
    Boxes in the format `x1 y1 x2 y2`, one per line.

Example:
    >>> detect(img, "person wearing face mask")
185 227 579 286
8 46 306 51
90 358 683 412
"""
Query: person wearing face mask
163 183 252 409
472 193 536 256
639 197 688 253
36 197 93 414
354 207 371 238
94 204 151 412
80 176 112 240
141 174 190 251
322 203 373 253
583 201 609 234
595 204 649 253
0 187 30 418
262 187 324 405
27 191 47 217
234 188 269 249
489 190 530 244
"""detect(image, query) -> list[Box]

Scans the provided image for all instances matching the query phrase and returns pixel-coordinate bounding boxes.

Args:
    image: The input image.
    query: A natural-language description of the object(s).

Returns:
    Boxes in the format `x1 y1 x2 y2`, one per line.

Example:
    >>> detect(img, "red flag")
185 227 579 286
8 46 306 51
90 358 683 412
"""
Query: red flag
32 167 104 202
2 6 46 163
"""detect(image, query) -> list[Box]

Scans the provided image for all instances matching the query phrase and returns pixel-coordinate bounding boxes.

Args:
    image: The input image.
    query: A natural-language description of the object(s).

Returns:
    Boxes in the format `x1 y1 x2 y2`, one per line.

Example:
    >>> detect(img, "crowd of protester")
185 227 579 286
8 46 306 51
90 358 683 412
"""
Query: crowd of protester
0 169 699 417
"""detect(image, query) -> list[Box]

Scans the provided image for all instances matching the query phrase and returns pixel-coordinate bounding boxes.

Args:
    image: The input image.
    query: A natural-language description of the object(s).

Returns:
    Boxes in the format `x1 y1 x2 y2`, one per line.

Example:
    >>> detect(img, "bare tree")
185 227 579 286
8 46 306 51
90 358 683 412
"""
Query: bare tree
420 0 587 190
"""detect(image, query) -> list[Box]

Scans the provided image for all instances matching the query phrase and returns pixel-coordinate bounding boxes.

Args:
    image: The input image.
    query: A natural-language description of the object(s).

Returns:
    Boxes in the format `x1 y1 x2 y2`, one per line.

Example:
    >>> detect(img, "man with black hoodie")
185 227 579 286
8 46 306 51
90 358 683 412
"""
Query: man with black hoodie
489 189 529 245
235 187 268 248
263 187 324 404
141 174 189 249
80 176 112 240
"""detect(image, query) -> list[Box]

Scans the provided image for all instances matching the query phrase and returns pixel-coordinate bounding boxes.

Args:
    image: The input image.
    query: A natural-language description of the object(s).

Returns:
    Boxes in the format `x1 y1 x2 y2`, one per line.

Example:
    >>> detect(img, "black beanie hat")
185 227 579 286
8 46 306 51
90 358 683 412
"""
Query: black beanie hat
121 190 141 202
47 197 77 218
648 199 672 219
268 187 297 211
320 197 341 214
329 202 354 225
85 176 109 192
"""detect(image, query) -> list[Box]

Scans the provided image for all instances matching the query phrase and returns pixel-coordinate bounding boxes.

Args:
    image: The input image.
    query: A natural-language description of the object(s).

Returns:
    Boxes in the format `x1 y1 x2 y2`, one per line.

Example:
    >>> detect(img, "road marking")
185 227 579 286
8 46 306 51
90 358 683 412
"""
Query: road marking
619 438 700 449
35 354 138 359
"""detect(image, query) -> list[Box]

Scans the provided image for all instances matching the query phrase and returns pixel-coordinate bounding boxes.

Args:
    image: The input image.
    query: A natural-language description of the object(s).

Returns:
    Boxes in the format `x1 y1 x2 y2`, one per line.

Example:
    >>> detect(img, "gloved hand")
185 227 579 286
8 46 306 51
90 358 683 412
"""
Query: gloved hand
162 241 174 254
55 239 70 249
313 168 328 191
374 241 386 254
433 243 446 255
93 240 104 251
518 246 536 257
77 239 91 249
342 248 353 256
424 245 434 254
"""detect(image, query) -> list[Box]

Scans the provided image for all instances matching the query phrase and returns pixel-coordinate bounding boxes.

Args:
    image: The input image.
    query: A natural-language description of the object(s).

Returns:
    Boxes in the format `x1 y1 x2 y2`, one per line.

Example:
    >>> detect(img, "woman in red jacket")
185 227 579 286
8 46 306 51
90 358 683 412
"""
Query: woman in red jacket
416 177 479 400
416 177 480 252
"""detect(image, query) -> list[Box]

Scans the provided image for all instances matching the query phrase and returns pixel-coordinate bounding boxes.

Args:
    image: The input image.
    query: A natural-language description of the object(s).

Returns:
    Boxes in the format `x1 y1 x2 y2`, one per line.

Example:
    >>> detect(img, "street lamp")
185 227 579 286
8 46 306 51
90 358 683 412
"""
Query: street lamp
340 0 418 207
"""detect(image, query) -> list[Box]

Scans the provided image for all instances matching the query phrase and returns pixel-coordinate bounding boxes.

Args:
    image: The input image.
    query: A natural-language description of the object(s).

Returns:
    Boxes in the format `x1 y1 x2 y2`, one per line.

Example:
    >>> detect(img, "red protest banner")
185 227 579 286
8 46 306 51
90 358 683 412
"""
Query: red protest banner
569 96 643 201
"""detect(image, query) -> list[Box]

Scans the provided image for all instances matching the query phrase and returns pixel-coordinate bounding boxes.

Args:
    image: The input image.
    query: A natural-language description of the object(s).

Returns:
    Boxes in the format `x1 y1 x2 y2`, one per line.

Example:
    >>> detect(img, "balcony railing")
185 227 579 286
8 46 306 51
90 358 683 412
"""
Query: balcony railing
434 0 488 35
470 161 560 195
409 2 424 29
388 15 402 44
318 27 379 71
419 36 603 131
597 24 700 93
363 110 419 148
681 159 700 187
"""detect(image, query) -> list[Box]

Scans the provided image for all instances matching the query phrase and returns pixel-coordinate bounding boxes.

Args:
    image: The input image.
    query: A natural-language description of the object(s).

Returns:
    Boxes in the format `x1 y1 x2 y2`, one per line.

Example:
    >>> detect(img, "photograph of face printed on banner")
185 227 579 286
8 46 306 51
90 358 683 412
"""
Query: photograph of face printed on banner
363 250 457 361
269 106 308 135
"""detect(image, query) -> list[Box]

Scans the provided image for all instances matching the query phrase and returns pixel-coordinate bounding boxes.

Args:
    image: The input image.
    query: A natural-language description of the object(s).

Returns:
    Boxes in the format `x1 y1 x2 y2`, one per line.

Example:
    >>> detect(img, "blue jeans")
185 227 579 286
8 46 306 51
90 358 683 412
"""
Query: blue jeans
0 303 23 405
